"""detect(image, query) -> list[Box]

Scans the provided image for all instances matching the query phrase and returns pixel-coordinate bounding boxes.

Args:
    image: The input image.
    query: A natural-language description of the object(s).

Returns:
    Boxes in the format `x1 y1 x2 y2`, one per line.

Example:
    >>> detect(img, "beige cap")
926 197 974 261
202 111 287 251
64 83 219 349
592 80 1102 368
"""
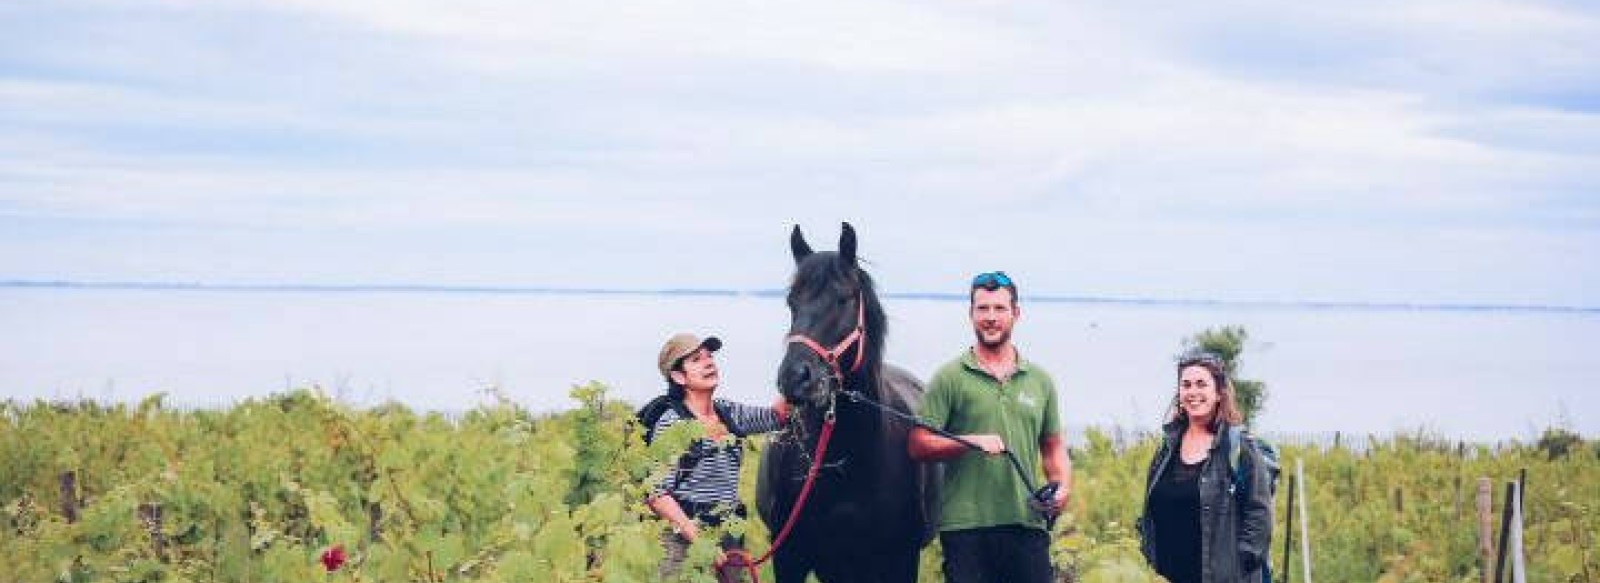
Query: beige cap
657 332 722 380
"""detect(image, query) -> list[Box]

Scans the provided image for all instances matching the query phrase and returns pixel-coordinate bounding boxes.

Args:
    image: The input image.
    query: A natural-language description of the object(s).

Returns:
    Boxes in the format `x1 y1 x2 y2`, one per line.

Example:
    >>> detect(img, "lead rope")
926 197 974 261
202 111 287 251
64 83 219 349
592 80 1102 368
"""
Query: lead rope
839 389 1062 530
716 407 837 583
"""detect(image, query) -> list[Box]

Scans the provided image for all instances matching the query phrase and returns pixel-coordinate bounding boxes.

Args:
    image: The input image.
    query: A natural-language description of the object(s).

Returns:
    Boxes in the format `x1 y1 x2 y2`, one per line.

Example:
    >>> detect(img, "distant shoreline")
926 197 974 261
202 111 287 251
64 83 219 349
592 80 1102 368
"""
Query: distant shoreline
4 279 1596 315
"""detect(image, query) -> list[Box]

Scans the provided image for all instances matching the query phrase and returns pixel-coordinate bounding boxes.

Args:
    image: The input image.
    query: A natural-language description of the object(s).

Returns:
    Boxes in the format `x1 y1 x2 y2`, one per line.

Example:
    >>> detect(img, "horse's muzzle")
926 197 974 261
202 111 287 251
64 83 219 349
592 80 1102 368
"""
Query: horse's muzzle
778 358 835 408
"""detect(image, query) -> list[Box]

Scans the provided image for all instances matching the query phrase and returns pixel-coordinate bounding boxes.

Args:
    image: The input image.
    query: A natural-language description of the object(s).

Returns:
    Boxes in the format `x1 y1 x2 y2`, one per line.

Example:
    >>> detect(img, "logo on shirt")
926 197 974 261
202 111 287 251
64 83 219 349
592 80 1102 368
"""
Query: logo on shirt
1017 392 1037 408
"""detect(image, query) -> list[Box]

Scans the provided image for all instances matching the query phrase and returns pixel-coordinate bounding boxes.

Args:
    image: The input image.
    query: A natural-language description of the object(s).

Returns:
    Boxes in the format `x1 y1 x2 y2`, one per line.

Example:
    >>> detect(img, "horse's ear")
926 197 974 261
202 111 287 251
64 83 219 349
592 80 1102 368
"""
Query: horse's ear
790 225 813 264
838 222 857 267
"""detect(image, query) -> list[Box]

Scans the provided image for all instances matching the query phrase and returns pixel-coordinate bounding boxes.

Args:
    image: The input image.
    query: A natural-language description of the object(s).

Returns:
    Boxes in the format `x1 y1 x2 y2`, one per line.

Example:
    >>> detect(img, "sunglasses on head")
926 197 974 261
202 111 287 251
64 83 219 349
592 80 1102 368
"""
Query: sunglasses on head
1178 352 1225 368
971 271 1014 289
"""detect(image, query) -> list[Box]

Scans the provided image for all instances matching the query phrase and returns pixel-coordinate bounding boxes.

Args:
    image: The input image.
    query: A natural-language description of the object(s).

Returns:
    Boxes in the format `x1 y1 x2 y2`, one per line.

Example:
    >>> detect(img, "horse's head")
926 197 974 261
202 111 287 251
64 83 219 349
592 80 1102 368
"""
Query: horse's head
778 222 886 410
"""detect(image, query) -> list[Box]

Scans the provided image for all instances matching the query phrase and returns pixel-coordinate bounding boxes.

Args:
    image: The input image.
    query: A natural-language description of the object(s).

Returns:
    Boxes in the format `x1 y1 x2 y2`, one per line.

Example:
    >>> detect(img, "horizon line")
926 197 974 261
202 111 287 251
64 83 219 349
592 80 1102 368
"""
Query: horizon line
4 279 1596 315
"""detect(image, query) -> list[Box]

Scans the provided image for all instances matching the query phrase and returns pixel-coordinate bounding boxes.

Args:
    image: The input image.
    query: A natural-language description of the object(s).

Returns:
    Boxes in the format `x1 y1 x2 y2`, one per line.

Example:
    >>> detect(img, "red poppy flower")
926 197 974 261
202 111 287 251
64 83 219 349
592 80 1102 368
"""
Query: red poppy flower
320 544 347 572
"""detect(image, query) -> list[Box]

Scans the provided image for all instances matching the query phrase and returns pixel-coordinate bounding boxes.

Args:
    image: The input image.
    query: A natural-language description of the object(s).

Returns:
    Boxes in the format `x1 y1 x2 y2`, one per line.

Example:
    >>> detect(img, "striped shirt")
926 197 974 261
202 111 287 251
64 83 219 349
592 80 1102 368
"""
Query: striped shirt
649 398 782 507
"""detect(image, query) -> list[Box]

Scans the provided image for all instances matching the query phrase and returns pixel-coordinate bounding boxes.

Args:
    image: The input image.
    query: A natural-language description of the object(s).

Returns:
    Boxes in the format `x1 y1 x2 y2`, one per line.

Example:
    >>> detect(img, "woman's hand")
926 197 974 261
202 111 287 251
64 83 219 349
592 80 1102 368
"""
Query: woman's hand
771 395 791 425
675 520 699 542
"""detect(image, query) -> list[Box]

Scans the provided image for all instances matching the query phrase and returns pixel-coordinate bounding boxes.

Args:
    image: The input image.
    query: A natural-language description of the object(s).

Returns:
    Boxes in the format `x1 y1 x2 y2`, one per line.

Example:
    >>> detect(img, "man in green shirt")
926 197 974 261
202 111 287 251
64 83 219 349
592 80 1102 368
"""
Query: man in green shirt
908 271 1072 583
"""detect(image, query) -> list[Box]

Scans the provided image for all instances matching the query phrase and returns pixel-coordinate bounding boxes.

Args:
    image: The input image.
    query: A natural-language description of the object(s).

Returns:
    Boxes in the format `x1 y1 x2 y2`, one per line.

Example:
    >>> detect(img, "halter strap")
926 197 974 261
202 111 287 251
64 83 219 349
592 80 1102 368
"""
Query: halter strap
784 293 867 383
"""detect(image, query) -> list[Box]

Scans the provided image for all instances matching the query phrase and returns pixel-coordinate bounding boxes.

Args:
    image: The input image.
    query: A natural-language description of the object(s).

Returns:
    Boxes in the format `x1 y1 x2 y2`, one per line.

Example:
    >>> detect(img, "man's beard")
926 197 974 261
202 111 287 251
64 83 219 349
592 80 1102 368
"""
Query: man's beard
974 326 1011 349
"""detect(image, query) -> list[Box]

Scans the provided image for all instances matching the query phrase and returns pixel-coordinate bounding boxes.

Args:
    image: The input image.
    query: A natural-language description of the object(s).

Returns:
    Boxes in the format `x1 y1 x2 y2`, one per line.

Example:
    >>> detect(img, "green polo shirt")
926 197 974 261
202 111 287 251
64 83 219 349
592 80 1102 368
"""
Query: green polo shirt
919 348 1061 532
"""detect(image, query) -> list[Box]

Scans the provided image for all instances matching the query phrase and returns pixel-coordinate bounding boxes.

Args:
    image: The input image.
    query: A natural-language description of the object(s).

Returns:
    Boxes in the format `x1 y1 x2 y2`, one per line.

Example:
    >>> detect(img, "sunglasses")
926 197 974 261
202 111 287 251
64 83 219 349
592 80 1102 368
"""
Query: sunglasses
1177 351 1226 368
971 271 1014 289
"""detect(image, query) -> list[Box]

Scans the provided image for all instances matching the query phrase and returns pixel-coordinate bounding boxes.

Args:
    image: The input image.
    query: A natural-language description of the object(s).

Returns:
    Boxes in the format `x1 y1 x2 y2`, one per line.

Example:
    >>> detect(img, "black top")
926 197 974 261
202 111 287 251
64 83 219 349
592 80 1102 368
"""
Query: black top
1150 445 1205 583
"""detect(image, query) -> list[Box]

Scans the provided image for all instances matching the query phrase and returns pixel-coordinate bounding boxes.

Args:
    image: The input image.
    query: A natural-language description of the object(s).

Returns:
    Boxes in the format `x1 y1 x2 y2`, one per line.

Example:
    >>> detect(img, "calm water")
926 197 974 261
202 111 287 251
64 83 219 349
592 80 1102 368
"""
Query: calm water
2 288 1595 442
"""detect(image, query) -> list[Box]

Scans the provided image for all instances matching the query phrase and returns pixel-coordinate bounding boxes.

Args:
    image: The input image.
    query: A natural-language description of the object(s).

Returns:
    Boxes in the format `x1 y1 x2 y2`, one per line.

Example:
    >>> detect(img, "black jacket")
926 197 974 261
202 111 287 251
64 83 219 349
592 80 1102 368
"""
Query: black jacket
1138 421 1274 583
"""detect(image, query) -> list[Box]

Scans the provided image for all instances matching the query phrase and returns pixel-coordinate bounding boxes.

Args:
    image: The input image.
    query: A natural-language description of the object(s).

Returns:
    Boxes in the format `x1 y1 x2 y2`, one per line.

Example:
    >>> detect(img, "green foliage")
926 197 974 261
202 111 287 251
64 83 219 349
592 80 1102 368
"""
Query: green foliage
4 390 1596 582
1181 325 1267 427
1537 427 1585 461
0 386 698 583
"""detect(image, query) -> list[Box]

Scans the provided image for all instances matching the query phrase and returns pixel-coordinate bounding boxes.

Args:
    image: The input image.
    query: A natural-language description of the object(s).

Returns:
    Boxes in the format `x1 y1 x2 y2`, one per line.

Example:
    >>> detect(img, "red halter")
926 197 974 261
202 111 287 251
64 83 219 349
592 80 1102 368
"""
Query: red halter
784 293 867 384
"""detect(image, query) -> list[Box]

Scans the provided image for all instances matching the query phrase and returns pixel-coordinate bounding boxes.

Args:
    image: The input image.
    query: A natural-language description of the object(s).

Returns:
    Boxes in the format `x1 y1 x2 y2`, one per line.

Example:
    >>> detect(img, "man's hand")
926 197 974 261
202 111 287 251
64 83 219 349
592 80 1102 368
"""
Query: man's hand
961 434 1006 455
1027 481 1069 515
1050 484 1070 512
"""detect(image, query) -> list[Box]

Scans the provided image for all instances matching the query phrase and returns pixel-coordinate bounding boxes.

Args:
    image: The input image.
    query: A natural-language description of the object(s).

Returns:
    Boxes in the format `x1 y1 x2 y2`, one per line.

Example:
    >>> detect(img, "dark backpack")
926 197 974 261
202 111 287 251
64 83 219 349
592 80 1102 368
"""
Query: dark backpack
636 395 748 493
637 395 748 443
1226 426 1280 495
637 394 689 445
1226 426 1281 583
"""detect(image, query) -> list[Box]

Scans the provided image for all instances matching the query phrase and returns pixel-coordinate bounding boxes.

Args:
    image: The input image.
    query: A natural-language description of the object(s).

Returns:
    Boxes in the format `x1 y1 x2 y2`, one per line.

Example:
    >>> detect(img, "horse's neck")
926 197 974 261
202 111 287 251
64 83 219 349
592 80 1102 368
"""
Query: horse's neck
842 365 879 411
831 370 887 450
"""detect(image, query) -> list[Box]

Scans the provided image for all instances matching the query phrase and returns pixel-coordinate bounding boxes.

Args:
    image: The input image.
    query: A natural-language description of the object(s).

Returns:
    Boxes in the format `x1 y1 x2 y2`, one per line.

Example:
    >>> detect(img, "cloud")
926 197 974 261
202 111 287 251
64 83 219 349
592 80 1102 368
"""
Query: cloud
263 0 1038 74
1089 1 1600 110
1 0 1596 304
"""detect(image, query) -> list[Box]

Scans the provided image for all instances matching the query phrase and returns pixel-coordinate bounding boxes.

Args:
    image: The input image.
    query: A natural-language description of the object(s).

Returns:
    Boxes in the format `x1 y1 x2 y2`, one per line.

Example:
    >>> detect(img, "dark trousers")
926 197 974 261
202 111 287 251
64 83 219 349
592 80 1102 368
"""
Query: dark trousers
940 525 1054 583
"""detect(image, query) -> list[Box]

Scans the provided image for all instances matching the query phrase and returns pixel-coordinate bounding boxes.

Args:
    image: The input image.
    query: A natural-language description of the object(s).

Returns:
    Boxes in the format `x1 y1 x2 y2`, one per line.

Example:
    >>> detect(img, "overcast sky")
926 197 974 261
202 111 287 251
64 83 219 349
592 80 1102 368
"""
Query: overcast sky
2 0 1597 307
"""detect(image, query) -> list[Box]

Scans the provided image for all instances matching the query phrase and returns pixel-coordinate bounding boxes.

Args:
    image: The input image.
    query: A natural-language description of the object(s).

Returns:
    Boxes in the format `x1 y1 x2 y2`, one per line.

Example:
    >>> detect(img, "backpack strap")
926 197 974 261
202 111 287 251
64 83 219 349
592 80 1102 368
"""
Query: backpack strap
664 399 749 494
670 397 695 424
1227 425 1250 497
639 395 667 443
660 398 700 493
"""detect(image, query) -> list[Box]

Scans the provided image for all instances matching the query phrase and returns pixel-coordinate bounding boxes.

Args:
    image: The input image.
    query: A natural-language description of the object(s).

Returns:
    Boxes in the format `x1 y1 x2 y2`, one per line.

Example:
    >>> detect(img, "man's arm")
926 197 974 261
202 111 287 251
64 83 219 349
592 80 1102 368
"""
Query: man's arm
908 426 1004 461
907 366 1001 461
1039 433 1072 510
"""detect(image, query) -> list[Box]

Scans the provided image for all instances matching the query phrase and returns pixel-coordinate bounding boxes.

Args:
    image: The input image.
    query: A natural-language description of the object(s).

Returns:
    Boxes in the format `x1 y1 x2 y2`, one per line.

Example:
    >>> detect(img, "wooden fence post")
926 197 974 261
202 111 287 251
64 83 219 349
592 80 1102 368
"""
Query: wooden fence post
1477 478 1493 583
1509 481 1525 583
1495 480 1515 583
1282 474 1297 583
138 503 168 561
367 502 383 542
1454 475 1463 520
58 471 78 523
1517 468 1527 517
1297 458 1313 583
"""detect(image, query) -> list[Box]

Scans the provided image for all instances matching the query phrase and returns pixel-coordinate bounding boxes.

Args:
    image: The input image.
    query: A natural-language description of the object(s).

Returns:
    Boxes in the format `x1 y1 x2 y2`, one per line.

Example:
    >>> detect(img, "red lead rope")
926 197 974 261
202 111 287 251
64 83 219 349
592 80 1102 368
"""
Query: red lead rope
719 294 860 581
716 414 836 583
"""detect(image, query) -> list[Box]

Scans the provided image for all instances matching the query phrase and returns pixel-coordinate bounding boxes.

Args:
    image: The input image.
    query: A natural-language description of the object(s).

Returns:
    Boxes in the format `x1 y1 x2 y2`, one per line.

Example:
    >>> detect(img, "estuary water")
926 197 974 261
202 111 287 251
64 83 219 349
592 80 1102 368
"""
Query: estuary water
2 286 1594 442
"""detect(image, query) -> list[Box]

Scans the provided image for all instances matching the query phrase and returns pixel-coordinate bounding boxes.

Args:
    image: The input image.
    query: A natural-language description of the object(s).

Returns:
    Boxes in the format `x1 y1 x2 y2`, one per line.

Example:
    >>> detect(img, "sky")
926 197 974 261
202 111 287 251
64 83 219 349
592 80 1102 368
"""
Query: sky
3 0 1599 304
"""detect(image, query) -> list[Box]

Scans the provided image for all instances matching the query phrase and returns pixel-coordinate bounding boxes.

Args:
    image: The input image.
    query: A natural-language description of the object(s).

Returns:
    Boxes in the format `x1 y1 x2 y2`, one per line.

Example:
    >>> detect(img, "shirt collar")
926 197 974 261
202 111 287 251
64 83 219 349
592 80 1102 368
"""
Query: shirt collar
960 347 1033 378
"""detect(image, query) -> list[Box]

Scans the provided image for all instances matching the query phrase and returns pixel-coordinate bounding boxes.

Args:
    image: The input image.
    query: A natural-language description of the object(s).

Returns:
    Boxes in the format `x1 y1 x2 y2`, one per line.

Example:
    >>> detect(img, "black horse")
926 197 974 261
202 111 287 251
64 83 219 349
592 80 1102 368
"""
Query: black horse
755 223 939 583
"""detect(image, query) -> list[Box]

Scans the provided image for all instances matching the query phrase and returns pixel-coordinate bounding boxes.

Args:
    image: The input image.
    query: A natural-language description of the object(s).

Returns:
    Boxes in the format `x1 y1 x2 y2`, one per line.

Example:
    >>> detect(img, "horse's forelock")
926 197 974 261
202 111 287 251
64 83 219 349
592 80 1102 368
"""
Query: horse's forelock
790 252 844 295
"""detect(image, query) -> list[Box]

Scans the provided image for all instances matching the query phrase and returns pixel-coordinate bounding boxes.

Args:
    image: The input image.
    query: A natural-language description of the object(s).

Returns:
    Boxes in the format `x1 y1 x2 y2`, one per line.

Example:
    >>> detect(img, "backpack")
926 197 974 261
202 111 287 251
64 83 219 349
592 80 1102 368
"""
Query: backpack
637 394 686 445
636 395 749 444
636 395 749 494
1226 426 1280 583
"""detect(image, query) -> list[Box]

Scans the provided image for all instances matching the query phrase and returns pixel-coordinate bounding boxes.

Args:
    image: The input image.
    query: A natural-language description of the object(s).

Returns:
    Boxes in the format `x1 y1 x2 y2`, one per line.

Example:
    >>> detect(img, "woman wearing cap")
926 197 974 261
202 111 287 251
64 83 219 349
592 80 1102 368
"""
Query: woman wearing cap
646 332 789 580
1137 352 1274 583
